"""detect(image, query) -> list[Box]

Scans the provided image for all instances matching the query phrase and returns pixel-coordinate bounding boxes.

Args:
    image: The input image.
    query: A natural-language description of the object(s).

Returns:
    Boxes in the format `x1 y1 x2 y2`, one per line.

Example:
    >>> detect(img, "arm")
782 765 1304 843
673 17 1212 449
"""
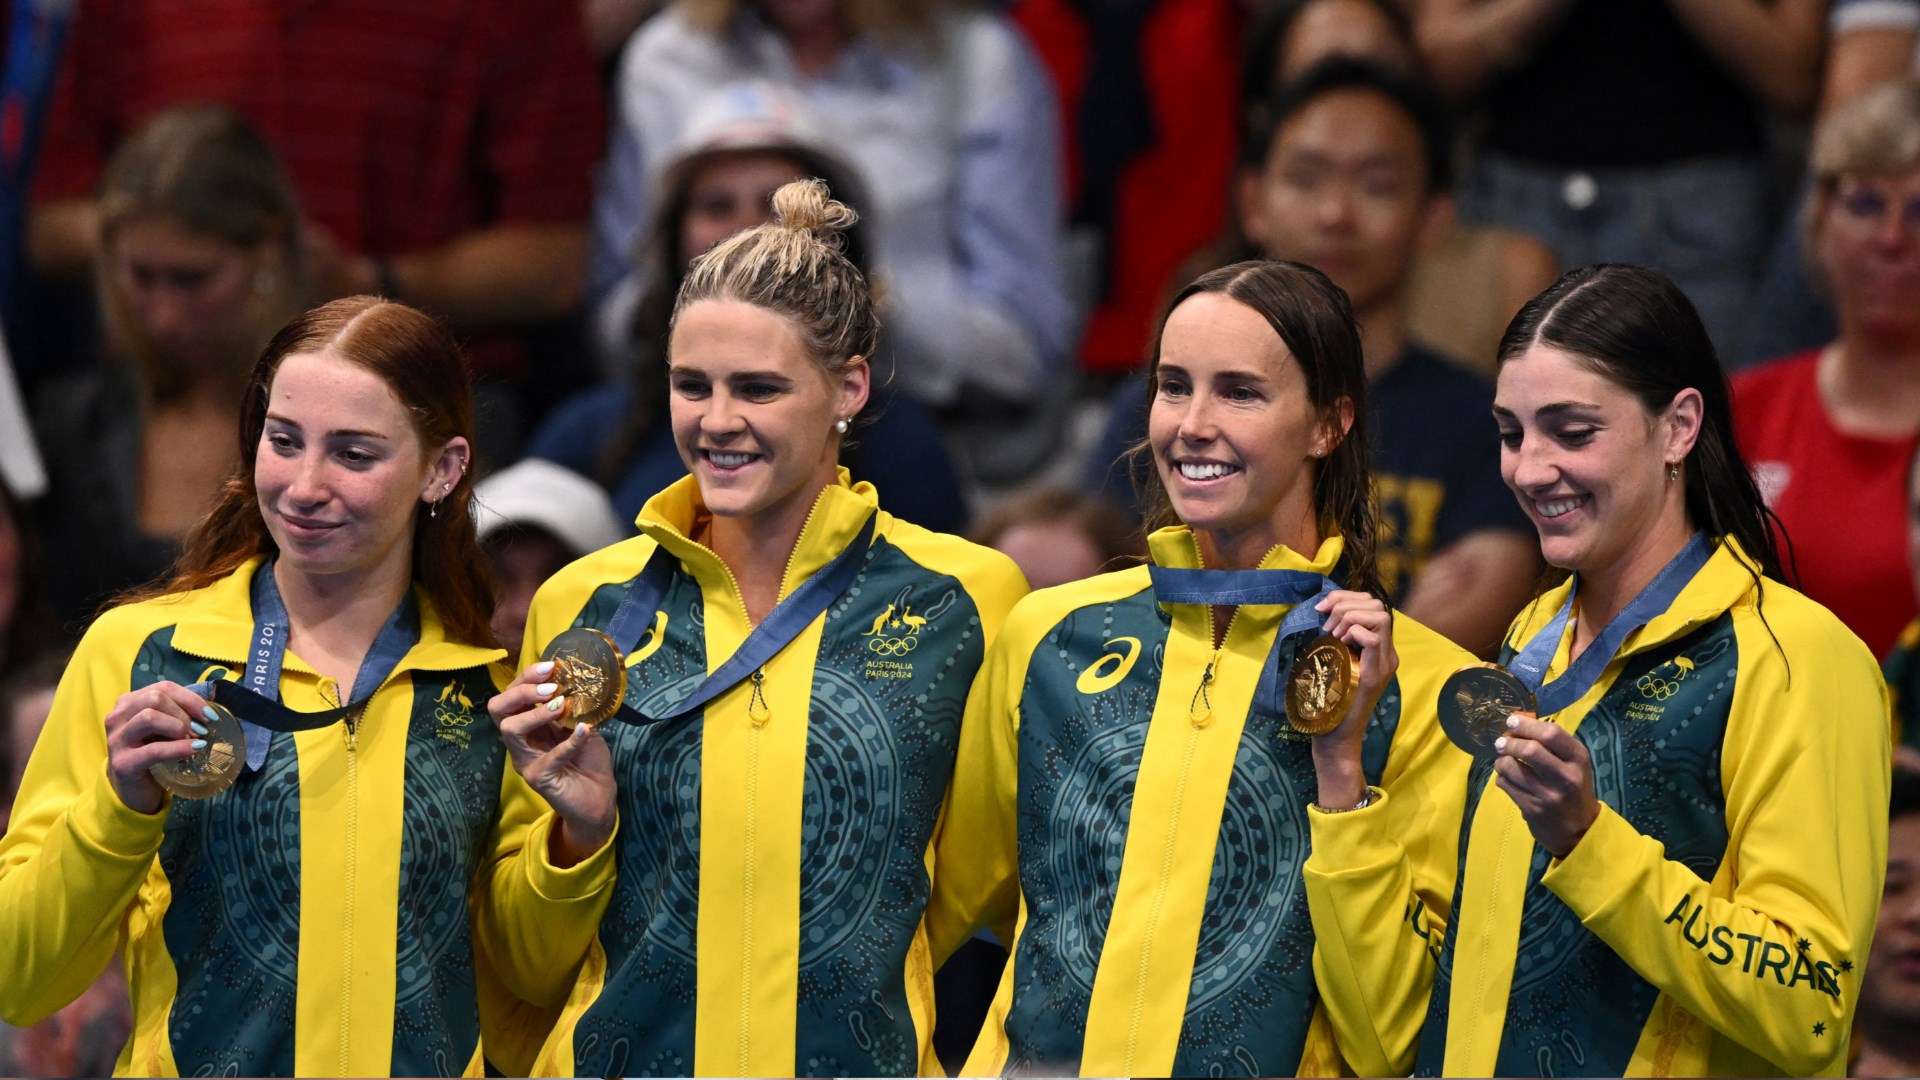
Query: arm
1401 531 1542 658
1414 0 1576 102
0 621 178 1024
1664 0 1829 117
377 223 590 329
1534 619 1890 1075
1822 1 1920 114
1304 623 1472 1076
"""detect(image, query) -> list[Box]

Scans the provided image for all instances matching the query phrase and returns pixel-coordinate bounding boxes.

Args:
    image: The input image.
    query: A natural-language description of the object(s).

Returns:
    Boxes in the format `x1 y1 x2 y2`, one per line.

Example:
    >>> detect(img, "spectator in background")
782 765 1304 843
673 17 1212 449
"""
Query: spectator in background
1239 0 1558 372
1855 768 1920 1078
1007 0 1244 377
32 106 306 631
25 0 603 426
970 486 1137 590
1734 80 1920 659
593 0 1074 483
0 484 48 679
471 459 625 654
1093 60 1537 656
1415 0 1824 357
533 85 970 534
1887 441 1920 763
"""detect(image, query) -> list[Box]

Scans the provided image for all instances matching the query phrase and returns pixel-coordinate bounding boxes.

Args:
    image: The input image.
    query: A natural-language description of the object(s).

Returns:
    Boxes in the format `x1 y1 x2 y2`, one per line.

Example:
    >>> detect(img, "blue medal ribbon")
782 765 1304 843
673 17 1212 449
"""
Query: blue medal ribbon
598 512 877 725
1507 533 1714 717
1147 564 1340 721
191 560 421 771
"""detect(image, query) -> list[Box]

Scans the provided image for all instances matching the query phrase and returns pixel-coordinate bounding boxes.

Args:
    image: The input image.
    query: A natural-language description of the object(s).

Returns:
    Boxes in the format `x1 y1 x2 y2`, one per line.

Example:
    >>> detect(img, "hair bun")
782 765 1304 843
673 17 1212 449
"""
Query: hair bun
772 178 858 246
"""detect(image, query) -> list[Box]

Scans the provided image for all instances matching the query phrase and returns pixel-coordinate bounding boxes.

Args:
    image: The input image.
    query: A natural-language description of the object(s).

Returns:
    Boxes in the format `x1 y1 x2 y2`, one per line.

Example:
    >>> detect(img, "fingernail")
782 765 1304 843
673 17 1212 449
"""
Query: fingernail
190 720 209 737
531 661 555 676
1494 736 1508 753
536 682 558 696
1506 714 1521 729
202 706 220 723
545 696 565 713
191 739 208 751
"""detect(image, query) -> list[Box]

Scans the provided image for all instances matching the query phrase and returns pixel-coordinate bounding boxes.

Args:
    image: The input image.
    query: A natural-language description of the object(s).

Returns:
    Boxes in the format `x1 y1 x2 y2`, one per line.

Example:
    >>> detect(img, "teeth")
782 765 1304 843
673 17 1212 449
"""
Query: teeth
708 452 754 468
1538 497 1584 519
1178 462 1237 480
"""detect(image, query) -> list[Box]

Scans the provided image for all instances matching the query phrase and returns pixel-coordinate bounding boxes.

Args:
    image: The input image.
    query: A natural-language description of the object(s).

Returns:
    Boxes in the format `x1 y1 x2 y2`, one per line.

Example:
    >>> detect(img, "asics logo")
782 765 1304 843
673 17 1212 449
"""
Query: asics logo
1076 636 1142 695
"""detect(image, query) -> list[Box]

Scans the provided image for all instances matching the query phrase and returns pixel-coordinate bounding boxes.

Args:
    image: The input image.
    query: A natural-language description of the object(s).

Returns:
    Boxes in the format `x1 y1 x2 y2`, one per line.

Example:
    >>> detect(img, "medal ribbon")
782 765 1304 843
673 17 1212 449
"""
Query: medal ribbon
600 513 877 726
191 560 421 771
1146 565 1339 720
1507 533 1714 717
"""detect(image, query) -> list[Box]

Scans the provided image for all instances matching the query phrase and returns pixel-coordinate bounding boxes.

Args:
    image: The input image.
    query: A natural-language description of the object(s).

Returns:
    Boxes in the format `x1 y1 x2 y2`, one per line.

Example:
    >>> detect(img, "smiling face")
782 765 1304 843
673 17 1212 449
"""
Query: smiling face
668 298 867 529
254 349 466 585
1149 292 1344 563
1494 343 1700 576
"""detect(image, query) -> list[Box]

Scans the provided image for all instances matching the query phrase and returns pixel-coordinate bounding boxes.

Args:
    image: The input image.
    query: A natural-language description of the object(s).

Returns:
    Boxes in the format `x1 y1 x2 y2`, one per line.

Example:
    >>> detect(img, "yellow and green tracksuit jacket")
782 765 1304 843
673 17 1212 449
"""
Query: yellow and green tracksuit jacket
932 527 1473 1077
0 557 517 1076
476 473 1027 1077
1882 618 1920 752
1414 540 1891 1077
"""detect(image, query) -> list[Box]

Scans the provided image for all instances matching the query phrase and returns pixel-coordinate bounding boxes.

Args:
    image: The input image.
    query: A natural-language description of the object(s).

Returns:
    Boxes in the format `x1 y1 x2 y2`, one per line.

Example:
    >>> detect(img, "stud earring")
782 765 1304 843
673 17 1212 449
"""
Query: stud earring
834 417 850 434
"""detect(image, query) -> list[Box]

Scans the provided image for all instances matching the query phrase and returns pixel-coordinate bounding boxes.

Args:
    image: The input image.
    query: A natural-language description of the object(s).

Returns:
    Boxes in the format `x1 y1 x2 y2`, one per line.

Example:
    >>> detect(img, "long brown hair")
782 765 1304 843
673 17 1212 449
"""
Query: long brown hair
126 297 496 646
1135 259 1386 599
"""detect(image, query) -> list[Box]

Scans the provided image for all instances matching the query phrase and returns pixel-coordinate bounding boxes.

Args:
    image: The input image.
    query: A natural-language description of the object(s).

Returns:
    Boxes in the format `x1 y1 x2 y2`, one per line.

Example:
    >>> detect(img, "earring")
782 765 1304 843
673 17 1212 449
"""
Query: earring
834 417 849 434
429 499 438 519
1667 462 1680 481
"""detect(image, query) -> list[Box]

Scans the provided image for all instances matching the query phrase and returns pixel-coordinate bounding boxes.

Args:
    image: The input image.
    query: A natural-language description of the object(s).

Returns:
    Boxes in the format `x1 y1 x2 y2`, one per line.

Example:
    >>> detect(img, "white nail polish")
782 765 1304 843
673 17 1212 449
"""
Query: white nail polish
536 682 558 696
531 661 555 676
1494 736 1508 753
1506 714 1521 729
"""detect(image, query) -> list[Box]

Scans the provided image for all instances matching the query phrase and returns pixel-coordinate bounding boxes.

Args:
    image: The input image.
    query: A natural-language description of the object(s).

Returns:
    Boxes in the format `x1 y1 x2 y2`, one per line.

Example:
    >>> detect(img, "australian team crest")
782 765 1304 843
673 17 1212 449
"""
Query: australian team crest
862 585 956 681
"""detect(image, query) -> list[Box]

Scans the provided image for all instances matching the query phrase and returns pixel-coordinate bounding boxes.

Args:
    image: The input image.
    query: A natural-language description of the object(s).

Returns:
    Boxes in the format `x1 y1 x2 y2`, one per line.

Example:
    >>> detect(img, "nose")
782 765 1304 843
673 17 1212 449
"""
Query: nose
1507 432 1559 492
1314 181 1357 231
699 388 748 440
1174 390 1219 445
284 447 331 508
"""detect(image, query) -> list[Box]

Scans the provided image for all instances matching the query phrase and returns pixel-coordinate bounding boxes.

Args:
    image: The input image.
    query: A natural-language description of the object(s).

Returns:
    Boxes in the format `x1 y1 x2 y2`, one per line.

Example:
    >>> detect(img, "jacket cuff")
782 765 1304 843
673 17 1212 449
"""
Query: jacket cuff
1303 787 1398 876
1541 800 1641 921
70 763 168 860
523 810 618 902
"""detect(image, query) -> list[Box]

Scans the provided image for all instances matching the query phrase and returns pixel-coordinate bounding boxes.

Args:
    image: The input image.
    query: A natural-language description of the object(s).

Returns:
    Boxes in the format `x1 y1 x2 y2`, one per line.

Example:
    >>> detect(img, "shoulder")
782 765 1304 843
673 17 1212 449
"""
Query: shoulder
71 584 220 676
876 515 1027 615
1733 574 1882 685
1390 609 1478 674
993 565 1154 658
530 535 660 623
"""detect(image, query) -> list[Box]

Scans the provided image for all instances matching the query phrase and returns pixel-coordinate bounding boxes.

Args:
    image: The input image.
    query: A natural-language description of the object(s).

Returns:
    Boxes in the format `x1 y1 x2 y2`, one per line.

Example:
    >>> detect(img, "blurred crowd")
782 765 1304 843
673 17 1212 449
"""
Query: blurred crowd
0 0 1918 1074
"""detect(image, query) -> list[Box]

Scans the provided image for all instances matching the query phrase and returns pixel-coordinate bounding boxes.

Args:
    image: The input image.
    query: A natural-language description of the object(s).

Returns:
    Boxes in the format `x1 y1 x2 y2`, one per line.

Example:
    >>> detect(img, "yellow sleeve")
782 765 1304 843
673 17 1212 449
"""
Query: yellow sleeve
0 611 170 1025
471 586 618 1010
1539 608 1890 1076
923 600 1030 967
1302 646 1471 1078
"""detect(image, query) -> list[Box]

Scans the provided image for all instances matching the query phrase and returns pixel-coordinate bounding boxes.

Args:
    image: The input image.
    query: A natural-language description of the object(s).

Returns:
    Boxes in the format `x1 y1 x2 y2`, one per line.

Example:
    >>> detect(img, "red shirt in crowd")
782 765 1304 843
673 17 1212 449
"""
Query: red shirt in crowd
33 0 602 262
1732 349 1920 657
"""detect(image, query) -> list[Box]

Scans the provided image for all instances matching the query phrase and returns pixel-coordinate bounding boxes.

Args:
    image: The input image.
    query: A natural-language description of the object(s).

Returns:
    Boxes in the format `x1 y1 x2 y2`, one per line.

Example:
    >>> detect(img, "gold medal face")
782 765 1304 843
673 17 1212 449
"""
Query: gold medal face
1286 632 1359 736
150 702 245 800
541 627 627 729
1437 663 1539 762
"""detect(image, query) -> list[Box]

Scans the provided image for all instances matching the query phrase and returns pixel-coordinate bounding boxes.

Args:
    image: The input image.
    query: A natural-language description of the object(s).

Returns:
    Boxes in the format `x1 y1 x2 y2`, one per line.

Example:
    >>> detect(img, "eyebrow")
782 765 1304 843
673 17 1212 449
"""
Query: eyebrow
1158 363 1273 383
665 365 794 382
264 413 391 441
1492 401 1602 420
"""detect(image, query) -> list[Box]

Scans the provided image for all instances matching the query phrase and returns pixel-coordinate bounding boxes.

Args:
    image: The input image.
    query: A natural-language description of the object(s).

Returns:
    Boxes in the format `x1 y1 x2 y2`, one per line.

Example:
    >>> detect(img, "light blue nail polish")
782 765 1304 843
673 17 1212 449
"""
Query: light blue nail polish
190 720 209 737
203 706 220 723
191 739 208 751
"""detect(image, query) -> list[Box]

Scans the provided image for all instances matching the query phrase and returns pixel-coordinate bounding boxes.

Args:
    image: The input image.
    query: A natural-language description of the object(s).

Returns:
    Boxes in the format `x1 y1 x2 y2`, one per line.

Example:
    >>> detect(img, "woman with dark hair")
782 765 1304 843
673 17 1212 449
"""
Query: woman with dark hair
479 180 1026 1077
1410 265 1888 1076
0 297 528 1076
935 259 1472 1076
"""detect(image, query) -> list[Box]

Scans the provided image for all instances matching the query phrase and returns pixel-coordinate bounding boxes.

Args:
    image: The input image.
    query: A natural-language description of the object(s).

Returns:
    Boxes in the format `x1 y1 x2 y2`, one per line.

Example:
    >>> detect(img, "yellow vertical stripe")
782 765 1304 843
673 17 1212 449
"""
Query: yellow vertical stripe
118 864 181 1076
1080 608 1267 1076
692 596 824 1076
292 674 407 1077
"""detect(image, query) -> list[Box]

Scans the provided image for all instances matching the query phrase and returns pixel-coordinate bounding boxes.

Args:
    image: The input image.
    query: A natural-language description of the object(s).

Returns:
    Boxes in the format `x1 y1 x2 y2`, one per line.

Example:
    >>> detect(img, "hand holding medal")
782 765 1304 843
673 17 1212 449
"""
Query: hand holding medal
104 681 241 812
490 654 619 866
1286 589 1397 739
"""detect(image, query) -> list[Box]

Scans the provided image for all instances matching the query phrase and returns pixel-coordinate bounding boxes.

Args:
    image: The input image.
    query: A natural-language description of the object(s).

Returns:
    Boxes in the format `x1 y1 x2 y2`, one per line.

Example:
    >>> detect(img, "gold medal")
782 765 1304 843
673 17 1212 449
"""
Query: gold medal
1286 632 1359 736
1437 663 1538 763
150 703 245 800
540 627 628 729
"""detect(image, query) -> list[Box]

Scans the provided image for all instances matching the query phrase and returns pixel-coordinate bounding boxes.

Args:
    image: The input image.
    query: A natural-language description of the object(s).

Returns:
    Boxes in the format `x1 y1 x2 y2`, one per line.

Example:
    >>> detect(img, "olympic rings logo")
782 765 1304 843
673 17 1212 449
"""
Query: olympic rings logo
867 635 920 656
433 706 475 727
1635 673 1683 700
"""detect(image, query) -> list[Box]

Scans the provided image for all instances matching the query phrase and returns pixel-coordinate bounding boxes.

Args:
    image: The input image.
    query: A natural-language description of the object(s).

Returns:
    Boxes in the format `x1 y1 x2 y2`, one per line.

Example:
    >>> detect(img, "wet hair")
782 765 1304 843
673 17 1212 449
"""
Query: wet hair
671 178 880 381
1497 264 1790 588
96 104 305 402
123 297 495 647
1244 56 1454 194
1136 259 1385 599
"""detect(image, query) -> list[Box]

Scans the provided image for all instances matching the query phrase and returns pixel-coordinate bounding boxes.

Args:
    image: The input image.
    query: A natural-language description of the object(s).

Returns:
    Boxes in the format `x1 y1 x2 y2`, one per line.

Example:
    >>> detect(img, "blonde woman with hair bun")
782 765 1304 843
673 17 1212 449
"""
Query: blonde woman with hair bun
478 181 1028 1077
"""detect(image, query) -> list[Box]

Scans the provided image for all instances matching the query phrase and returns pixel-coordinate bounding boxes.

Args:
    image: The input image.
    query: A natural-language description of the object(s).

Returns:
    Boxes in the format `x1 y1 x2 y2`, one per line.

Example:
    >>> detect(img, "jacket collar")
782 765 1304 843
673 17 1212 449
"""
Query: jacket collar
1511 537 1760 669
636 469 880 605
1146 525 1347 577
167 557 505 676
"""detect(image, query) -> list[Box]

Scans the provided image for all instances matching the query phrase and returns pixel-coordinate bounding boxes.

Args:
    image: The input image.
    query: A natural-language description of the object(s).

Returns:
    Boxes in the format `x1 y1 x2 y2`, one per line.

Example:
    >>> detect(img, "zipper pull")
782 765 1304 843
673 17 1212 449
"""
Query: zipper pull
345 713 359 752
748 669 771 726
1190 655 1217 728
